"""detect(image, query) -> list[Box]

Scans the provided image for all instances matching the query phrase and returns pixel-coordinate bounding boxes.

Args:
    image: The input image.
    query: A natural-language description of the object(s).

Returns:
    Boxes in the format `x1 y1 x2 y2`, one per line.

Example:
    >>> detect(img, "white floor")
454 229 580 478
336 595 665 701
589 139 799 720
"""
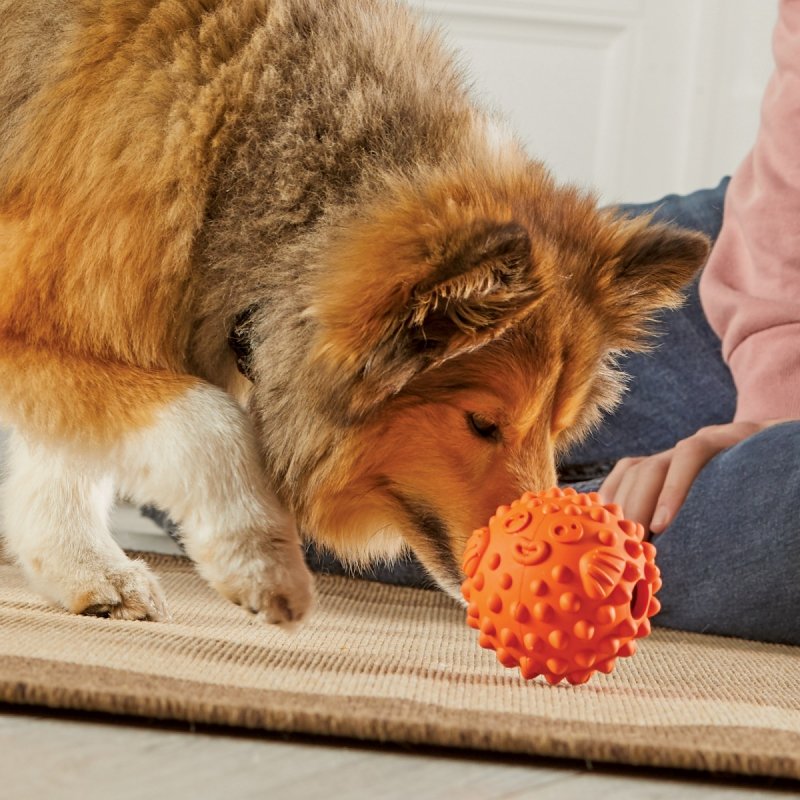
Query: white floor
0 709 793 800
111 503 183 555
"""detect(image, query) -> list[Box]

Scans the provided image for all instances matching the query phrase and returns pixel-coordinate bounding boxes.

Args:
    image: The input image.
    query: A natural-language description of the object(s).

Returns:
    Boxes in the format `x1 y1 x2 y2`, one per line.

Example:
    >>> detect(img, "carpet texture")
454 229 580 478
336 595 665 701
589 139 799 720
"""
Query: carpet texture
0 552 798 779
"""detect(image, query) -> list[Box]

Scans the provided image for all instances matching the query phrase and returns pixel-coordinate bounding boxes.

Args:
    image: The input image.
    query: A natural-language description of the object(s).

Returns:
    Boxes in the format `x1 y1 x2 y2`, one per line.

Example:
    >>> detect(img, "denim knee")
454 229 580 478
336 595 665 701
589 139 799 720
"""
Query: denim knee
652 421 800 645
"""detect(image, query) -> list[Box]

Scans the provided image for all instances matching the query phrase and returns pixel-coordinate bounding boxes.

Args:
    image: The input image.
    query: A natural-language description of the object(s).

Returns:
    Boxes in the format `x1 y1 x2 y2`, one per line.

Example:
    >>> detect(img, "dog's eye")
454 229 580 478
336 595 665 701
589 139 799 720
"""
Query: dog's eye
467 413 499 441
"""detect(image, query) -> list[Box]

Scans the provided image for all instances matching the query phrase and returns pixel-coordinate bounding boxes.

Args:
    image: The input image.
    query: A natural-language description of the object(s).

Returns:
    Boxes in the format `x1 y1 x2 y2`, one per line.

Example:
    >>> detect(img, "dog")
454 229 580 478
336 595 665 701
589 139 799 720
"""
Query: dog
0 0 708 623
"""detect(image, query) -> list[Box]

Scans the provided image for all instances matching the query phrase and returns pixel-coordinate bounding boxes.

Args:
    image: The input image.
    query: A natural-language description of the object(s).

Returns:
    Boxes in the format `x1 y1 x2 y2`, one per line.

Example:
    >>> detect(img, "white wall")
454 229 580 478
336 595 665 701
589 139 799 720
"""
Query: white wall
408 0 778 203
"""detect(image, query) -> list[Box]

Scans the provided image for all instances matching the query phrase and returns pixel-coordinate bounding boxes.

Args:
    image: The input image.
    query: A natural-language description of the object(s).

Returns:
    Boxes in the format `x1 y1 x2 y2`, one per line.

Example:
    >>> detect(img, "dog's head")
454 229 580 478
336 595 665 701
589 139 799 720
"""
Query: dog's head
301 163 709 595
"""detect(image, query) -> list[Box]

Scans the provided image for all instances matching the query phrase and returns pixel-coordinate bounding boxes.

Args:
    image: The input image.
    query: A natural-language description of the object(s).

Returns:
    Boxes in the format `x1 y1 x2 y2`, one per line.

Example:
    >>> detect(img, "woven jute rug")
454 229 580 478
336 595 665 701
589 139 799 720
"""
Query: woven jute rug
0 552 798 779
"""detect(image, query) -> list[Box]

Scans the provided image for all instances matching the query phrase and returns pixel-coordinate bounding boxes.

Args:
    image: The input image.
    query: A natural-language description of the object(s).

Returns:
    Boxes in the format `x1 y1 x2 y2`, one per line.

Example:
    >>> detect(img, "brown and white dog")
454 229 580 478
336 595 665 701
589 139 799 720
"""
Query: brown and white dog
0 0 708 623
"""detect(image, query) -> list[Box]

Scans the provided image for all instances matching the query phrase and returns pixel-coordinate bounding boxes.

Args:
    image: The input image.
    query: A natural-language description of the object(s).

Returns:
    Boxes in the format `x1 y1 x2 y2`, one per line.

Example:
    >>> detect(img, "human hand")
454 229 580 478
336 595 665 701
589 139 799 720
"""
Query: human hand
599 421 784 535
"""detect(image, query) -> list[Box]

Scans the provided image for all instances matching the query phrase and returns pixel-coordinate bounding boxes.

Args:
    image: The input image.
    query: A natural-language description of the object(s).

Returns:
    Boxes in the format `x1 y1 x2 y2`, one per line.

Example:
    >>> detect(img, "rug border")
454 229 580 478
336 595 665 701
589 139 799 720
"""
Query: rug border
1 655 798 781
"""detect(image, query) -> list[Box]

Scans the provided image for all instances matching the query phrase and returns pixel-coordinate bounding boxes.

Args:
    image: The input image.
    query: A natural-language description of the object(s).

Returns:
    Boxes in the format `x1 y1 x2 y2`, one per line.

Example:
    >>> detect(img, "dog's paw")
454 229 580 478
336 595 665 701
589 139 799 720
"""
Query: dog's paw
69 559 170 622
200 538 314 626
214 554 314 626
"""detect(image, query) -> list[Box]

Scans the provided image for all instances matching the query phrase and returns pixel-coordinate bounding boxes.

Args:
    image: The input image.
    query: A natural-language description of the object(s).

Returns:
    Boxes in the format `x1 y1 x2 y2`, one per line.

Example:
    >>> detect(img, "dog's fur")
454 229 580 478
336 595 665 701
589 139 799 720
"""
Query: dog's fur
0 0 709 622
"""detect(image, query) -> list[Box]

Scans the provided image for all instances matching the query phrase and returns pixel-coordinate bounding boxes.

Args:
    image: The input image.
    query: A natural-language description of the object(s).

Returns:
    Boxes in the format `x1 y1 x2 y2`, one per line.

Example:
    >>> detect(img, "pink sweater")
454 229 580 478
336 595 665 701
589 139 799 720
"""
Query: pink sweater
699 0 800 422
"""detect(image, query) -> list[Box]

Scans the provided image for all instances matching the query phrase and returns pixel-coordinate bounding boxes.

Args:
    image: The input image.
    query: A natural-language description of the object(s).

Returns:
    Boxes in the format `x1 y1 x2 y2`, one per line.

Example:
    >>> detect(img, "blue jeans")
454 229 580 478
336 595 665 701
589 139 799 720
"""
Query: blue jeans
308 177 800 646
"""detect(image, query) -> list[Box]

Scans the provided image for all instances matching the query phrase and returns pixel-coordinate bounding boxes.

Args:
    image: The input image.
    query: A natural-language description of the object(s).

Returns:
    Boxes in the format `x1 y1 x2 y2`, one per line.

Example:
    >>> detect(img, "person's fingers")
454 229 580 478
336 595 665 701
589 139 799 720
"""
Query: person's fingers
599 456 644 503
610 465 639 516
615 453 671 530
651 437 717 531
650 425 758 532
597 422 774 536
601 453 671 528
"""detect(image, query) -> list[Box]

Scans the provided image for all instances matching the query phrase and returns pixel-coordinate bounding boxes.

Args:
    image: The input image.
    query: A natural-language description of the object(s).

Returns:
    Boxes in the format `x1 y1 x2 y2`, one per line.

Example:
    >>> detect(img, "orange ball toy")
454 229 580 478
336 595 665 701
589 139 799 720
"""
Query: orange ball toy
461 487 662 685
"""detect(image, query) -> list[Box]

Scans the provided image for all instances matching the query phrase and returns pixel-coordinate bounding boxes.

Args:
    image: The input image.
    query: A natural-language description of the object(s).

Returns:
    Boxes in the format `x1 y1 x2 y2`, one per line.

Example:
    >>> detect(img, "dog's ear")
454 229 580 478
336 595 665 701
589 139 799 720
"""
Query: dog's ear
309 213 542 418
405 218 539 353
595 215 710 349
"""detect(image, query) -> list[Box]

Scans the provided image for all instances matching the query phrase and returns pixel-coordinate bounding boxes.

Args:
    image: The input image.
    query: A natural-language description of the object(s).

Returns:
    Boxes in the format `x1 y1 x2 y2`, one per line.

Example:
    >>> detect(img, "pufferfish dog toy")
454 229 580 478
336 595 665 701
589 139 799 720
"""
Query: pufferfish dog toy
461 487 662 685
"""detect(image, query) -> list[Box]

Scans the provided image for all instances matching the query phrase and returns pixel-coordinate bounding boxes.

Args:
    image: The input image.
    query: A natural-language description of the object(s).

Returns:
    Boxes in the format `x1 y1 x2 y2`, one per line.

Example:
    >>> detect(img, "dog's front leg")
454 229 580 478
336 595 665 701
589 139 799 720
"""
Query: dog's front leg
2 431 170 620
113 382 314 624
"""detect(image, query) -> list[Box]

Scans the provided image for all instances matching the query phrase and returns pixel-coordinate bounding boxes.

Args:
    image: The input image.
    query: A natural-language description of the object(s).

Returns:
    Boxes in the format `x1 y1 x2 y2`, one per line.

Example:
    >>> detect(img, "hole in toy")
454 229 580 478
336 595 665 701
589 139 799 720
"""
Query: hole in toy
549 521 583 543
630 579 651 620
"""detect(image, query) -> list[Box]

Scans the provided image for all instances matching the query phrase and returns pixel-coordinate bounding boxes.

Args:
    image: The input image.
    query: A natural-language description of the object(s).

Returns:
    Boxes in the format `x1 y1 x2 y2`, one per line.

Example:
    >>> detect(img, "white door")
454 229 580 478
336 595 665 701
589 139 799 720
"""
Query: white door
408 0 777 203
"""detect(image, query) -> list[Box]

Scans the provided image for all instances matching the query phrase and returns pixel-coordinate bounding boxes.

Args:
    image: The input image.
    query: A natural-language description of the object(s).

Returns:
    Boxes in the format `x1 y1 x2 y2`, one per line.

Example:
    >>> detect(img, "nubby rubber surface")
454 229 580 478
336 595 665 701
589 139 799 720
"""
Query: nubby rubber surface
461 487 662 685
